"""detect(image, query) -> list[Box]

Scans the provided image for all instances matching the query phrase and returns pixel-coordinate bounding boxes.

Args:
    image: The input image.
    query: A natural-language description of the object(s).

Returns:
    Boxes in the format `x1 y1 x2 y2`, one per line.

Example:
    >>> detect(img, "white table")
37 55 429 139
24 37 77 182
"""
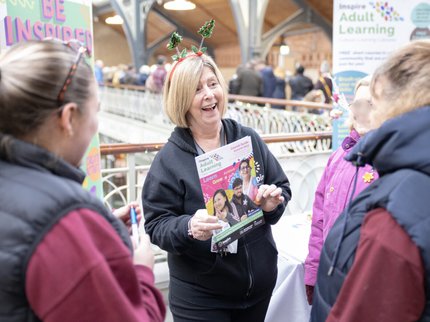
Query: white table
265 214 312 322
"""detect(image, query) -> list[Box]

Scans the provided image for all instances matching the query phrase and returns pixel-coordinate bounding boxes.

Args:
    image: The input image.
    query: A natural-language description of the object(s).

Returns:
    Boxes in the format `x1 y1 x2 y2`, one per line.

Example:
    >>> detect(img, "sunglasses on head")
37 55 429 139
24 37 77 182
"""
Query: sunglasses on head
44 38 91 108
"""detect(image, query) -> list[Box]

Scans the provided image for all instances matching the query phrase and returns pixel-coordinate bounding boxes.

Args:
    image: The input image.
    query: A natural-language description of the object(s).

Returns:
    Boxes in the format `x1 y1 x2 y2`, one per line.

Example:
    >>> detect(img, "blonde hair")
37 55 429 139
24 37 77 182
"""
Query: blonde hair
346 75 372 131
0 40 93 137
354 75 371 93
163 54 228 128
370 39 430 126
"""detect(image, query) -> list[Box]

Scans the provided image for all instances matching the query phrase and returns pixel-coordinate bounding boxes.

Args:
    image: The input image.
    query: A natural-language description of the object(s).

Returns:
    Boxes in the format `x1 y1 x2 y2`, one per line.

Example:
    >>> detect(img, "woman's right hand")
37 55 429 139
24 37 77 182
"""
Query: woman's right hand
133 233 155 270
188 209 223 241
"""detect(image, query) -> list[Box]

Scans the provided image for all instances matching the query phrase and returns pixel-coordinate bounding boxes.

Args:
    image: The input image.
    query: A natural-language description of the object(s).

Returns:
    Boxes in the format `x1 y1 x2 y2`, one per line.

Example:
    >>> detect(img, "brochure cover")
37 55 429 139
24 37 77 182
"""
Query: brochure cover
195 136 264 252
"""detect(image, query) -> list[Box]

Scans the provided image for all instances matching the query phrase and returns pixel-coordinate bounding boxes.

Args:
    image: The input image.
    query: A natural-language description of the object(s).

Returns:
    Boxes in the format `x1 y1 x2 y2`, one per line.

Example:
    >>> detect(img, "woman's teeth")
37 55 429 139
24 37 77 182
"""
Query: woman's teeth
202 104 216 111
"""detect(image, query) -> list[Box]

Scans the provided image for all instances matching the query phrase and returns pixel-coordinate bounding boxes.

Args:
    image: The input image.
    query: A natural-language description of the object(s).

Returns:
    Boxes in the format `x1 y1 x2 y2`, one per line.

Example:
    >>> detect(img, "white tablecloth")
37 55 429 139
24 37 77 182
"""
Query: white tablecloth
265 214 312 322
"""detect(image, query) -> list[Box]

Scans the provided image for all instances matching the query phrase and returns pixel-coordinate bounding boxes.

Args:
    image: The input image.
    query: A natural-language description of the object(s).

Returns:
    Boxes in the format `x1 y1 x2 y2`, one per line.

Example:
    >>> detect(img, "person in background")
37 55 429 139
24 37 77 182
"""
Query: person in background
0 39 165 322
136 64 151 86
112 64 127 87
228 65 243 96
142 49 291 322
304 75 378 305
289 63 313 101
311 39 430 322
314 60 333 104
257 60 276 99
120 64 137 85
94 59 104 85
236 59 263 97
146 55 167 93
272 67 287 109
303 89 325 114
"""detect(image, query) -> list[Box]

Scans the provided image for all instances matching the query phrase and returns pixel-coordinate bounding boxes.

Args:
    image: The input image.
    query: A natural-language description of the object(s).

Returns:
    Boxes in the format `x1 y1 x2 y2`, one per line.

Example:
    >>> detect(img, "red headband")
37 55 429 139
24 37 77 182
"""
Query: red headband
168 52 203 83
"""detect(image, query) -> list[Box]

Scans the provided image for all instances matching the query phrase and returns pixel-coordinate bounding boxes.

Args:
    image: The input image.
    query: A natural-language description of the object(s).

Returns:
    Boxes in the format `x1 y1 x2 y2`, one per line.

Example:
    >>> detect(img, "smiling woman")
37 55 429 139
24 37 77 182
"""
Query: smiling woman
142 50 292 322
163 54 228 129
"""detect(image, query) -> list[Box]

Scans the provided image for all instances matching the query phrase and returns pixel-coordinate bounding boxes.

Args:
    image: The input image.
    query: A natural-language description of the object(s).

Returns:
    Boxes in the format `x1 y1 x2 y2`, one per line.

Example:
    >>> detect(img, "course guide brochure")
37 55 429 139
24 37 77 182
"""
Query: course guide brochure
195 136 264 252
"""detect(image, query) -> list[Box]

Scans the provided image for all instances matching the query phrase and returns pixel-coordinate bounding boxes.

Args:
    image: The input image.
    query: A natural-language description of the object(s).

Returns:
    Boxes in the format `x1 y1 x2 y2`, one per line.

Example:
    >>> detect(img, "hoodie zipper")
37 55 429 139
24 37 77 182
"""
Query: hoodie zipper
244 242 254 297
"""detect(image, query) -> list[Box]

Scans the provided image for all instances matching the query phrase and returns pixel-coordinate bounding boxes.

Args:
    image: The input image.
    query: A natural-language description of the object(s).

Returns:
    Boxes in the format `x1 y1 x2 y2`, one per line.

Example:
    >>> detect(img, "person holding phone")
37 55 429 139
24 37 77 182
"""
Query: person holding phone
0 39 165 322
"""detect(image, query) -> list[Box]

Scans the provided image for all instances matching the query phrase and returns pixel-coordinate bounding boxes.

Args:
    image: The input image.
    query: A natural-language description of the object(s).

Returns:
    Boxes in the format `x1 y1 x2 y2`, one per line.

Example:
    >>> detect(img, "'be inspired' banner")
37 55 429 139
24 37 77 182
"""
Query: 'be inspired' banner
0 0 103 198
332 1 430 148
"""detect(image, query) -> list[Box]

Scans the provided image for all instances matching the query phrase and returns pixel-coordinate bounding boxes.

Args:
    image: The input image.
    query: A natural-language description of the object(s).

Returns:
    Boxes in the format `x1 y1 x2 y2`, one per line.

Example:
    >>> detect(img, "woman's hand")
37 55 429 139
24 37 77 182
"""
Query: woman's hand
188 209 223 241
133 233 155 269
112 201 142 230
255 184 284 212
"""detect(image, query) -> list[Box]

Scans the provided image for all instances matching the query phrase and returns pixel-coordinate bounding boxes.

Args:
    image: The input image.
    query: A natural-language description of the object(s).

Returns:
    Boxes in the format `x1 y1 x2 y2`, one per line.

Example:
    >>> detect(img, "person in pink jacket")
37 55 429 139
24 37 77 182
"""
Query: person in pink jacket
304 76 378 304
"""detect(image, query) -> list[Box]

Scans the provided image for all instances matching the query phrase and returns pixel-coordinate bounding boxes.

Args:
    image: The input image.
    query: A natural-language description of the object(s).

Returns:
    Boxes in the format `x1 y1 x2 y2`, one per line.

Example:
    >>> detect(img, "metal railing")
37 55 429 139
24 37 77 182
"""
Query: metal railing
98 85 333 141
100 132 332 213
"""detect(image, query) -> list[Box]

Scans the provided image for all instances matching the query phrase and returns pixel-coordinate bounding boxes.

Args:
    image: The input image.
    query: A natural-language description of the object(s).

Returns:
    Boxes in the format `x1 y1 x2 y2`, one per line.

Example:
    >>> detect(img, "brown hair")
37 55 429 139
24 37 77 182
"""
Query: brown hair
163 54 228 128
370 39 430 126
0 40 93 137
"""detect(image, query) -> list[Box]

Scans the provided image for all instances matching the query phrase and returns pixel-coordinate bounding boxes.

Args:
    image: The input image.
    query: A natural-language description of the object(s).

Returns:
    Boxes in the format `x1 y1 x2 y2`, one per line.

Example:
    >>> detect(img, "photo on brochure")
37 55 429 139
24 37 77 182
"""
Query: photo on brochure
195 136 264 252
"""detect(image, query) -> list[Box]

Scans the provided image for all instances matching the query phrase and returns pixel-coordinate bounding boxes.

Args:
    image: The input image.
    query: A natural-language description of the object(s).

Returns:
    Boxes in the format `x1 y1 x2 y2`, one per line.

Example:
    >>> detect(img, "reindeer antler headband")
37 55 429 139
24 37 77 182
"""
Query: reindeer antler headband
167 19 215 81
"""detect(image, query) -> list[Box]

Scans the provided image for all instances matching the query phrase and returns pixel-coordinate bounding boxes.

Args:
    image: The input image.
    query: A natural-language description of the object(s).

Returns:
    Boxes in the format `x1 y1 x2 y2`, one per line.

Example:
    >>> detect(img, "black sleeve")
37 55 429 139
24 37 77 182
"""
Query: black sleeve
142 151 193 255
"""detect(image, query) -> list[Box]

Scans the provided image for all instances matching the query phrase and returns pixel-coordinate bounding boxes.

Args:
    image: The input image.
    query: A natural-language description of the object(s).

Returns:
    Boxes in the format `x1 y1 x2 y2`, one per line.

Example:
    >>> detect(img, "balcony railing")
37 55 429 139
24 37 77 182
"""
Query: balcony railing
98 85 333 143
100 132 332 215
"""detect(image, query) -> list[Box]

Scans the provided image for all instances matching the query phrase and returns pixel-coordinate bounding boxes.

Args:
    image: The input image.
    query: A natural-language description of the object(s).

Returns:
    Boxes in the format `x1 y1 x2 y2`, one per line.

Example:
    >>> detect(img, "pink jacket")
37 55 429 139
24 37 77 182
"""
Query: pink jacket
304 130 378 286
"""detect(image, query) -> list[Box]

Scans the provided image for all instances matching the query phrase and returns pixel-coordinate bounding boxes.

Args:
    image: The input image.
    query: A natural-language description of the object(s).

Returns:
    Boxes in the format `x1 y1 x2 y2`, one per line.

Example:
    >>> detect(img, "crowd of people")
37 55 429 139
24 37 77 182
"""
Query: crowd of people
0 33 429 322
228 59 332 111
95 55 169 92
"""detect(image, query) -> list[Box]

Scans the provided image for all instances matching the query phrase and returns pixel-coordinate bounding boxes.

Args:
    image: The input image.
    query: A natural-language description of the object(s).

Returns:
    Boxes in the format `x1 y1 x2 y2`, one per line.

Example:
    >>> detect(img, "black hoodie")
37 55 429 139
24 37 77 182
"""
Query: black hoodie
142 118 291 308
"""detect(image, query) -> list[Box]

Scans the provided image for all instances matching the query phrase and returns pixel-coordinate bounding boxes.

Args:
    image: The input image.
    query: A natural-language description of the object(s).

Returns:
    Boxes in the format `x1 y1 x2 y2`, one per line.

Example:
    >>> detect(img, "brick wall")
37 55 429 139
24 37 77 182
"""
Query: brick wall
283 30 332 72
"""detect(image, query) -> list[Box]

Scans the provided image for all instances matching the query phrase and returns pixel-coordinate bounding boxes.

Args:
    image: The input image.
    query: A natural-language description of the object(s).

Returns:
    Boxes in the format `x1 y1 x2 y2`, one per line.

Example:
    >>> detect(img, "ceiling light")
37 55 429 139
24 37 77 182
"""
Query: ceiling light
280 45 290 56
105 15 123 25
163 0 196 10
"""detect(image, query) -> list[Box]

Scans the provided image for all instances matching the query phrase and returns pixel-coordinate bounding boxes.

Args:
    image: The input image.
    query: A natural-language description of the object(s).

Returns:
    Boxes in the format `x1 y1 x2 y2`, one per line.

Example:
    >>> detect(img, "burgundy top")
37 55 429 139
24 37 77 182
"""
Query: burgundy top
327 208 425 322
26 209 166 322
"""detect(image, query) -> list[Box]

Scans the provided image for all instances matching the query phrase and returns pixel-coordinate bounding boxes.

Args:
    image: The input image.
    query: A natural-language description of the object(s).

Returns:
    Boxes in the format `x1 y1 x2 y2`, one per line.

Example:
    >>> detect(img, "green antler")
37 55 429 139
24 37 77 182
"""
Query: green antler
194 19 215 54
198 19 215 39
167 20 216 59
167 32 184 61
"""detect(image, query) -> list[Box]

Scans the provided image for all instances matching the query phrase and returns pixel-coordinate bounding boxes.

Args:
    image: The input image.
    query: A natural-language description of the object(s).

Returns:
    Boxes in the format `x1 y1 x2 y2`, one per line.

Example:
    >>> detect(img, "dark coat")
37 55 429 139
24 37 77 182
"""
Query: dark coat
0 134 131 321
289 73 313 100
311 106 430 321
237 67 263 97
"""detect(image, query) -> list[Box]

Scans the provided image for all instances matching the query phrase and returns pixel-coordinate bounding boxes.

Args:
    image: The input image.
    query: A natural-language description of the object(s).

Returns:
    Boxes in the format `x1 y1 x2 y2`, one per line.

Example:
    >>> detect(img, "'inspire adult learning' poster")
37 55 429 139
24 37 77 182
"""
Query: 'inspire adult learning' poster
332 0 430 148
